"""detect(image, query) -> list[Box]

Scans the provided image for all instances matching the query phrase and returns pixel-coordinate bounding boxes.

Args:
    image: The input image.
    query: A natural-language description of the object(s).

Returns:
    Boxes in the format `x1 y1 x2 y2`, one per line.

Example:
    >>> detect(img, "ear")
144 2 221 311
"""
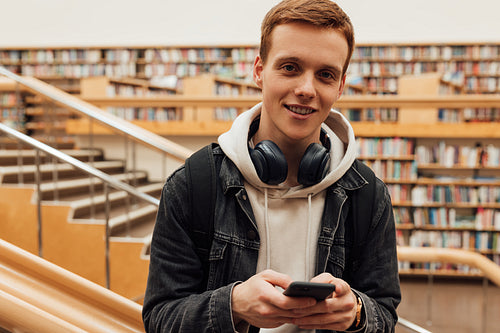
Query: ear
337 74 347 100
253 55 264 88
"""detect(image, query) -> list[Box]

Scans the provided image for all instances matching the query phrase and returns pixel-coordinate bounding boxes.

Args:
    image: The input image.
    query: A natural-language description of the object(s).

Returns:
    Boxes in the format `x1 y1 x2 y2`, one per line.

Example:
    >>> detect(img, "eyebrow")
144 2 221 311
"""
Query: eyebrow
274 56 342 77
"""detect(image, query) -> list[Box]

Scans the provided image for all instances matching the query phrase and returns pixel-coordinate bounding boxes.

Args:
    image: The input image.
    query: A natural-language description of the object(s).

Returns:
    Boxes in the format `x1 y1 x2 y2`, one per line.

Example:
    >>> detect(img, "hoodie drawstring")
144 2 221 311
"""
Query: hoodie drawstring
305 193 313 280
264 187 271 269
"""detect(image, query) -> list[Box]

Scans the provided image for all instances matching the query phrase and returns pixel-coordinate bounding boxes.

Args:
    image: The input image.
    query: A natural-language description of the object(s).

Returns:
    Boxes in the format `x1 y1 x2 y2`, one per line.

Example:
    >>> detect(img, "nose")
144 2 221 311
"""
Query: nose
294 72 316 99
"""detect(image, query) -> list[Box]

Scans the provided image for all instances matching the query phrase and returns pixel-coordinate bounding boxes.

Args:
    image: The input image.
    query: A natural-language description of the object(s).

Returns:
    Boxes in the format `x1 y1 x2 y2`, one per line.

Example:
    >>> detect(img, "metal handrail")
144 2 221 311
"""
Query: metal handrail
0 66 192 161
0 123 158 207
0 122 159 289
398 317 432 333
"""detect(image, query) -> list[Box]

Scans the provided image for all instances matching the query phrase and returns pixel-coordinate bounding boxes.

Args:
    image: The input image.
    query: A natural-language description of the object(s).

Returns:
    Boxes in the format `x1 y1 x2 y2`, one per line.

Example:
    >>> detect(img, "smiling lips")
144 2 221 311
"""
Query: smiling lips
285 104 316 115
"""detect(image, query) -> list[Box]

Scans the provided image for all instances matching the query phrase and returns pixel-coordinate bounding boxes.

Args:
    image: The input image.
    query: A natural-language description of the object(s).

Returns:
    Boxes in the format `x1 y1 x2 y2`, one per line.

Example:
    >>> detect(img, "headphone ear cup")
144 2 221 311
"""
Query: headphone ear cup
297 143 331 186
249 140 288 185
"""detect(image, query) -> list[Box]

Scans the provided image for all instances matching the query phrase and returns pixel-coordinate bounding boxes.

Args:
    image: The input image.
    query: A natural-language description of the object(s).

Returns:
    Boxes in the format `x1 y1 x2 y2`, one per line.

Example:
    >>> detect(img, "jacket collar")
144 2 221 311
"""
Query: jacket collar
334 161 369 191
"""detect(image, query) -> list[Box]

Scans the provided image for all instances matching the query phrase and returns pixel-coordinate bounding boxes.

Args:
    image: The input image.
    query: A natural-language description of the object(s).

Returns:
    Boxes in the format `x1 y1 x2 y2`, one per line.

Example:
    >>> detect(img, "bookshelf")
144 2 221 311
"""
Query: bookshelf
357 135 500 276
1 42 500 278
79 76 180 122
0 78 26 132
0 45 258 85
347 42 500 95
352 72 500 277
2 42 498 93
182 74 261 121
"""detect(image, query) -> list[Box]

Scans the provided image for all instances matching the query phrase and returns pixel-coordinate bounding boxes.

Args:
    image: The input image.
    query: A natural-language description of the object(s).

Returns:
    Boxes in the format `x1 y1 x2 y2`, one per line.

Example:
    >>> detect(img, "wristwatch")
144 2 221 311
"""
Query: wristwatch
355 296 362 327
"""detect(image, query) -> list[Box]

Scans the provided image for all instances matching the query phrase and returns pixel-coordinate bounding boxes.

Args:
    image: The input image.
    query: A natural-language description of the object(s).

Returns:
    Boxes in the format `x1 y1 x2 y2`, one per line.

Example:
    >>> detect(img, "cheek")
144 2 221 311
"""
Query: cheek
262 80 288 100
322 85 342 104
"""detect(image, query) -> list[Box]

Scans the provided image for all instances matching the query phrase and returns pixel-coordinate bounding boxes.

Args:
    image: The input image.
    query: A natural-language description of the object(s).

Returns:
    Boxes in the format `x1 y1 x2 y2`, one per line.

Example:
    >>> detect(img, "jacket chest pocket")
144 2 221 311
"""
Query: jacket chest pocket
207 236 258 290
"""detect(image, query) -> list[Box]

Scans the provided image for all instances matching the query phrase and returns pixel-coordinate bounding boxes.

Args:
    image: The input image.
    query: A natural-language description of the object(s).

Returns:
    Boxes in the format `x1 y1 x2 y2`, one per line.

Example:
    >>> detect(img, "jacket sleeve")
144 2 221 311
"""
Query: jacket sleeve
142 167 237 333
349 178 401 333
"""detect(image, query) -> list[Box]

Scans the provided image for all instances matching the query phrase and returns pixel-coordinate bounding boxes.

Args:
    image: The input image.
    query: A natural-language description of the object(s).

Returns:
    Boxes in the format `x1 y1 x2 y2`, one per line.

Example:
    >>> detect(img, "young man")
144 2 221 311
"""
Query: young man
143 0 401 332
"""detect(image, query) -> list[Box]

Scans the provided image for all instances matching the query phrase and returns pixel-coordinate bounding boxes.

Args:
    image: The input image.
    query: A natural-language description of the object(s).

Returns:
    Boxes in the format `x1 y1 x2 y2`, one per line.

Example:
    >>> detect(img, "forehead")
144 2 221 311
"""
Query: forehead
267 22 348 69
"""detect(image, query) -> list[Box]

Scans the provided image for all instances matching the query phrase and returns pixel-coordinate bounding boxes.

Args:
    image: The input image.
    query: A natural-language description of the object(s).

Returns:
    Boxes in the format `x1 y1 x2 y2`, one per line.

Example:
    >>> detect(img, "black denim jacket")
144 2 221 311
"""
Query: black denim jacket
143 146 401 332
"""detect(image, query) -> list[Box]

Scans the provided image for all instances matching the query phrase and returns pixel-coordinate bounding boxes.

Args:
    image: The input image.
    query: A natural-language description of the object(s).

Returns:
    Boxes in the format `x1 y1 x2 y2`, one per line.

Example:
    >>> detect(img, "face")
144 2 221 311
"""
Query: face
253 22 347 147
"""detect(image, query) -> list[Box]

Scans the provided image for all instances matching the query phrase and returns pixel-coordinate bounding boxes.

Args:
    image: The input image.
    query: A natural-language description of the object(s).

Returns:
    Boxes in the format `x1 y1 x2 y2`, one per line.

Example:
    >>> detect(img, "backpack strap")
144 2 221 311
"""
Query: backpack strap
349 159 377 259
185 143 218 289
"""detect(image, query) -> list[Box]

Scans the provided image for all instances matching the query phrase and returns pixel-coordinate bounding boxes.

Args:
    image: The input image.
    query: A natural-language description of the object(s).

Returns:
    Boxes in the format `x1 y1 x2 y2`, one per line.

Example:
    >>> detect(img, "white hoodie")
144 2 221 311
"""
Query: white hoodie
218 103 357 333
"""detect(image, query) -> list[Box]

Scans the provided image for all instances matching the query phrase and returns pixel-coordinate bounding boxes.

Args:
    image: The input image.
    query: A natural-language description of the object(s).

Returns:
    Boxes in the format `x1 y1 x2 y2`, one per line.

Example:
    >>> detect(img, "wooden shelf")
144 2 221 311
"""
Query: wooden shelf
352 122 500 138
66 119 231 136
418 164 500 171
397 202 500 209
415 178 500 186
358 155 415 161
399 268 484 279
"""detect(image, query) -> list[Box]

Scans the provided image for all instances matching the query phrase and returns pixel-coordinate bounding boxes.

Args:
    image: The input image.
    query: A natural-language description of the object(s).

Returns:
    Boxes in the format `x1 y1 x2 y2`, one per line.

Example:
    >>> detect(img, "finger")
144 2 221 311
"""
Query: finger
310 272 334 284
259 269 294 290
292 288 356 315
292 310 354 331
333 280 352 297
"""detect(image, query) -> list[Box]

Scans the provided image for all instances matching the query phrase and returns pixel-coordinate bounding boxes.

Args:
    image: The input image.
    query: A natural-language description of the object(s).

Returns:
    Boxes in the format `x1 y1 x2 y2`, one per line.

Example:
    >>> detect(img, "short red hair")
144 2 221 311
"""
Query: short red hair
259 0 355 76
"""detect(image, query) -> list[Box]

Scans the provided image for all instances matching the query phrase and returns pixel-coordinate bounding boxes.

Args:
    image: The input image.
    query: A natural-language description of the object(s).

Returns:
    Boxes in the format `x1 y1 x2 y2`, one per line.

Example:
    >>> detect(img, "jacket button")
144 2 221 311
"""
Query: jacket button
247 230 257 240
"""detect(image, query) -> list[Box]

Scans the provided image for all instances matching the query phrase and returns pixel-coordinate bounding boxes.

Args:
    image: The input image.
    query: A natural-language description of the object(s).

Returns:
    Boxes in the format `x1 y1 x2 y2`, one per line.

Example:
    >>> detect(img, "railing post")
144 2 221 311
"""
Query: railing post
131 141 137 189
15 81 25 185
104 182 111 290
35 149 43 258
16 141 24 185
89 118 96 219
46 102 60 202
124 135 132 237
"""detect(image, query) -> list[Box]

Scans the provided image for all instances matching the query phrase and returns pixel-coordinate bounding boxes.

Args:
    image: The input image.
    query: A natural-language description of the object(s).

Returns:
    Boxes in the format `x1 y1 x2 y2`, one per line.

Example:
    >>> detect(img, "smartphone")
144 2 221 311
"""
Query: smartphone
283 281 335 301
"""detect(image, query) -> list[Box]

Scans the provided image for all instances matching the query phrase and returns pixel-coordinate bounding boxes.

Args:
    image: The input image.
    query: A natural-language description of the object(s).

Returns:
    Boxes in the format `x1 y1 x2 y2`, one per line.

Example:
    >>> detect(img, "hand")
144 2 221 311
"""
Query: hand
231 269 318 328
289 273 358 331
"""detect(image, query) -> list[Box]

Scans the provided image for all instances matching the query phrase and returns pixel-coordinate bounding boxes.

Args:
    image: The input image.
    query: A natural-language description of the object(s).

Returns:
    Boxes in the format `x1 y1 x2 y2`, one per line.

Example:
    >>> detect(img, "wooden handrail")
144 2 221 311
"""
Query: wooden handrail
397 246 500 287
0 238 144 332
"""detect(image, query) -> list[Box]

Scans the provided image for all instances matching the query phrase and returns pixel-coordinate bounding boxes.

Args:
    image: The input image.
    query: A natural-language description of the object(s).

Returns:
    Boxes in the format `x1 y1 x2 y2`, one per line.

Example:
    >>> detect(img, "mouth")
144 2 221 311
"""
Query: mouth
285 104 316 115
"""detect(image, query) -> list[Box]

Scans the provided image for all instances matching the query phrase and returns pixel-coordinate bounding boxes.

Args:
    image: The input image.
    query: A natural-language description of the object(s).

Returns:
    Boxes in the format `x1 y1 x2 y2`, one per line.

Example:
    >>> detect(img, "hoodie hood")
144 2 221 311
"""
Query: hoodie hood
218 103 358 198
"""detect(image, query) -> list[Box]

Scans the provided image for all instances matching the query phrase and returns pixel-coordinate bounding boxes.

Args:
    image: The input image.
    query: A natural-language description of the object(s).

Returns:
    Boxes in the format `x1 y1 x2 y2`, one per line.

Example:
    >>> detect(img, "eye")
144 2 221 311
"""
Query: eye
282 64 297 72
318 71 335 80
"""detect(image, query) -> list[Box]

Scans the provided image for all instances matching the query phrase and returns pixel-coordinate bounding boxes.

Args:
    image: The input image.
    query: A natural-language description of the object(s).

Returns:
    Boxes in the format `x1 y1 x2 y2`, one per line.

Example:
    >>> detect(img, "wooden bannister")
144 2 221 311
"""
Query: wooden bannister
397 246 500 287
0 238 144 333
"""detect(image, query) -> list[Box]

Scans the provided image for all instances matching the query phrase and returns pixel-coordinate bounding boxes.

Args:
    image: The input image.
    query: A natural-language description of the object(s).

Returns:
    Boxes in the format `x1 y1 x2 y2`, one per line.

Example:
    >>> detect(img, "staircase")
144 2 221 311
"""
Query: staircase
0 139 161 299
0 67 192 302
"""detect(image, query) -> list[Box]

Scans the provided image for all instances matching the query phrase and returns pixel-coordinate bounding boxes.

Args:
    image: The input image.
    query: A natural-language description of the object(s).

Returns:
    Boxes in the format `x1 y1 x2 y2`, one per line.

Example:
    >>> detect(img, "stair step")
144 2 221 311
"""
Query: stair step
71 182 162 218
0 136 75 150
0 160 125 183
76 203 158 237
39 171 151 201
0 148 104 165
111 218 156 239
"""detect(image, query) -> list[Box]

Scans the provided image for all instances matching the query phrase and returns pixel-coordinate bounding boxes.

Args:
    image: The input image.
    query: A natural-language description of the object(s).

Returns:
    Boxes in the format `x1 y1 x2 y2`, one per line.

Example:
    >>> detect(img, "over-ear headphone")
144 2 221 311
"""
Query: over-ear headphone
248 120 331 186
